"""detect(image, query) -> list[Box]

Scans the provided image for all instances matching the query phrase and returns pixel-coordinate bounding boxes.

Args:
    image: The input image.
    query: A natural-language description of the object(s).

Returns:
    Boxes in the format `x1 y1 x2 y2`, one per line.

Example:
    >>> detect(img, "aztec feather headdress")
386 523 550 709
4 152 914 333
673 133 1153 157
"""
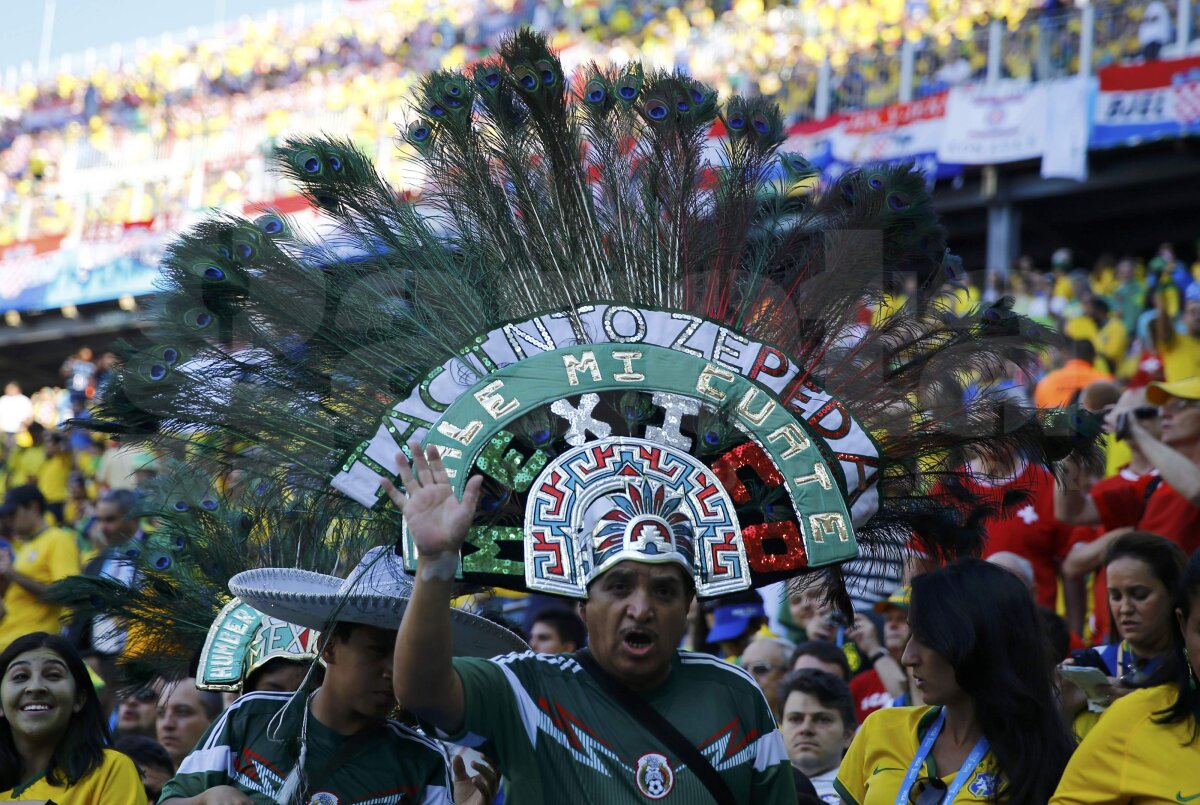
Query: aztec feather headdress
78 29 1099 608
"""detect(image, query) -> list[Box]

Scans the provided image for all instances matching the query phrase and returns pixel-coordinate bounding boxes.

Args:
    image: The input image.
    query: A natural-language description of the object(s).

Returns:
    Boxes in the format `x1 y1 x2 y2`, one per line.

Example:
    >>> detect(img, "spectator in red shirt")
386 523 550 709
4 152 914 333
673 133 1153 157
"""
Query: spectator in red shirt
847 586 911 723
1057 387 1162 641
929 446 1075 613
1060 379 1200 557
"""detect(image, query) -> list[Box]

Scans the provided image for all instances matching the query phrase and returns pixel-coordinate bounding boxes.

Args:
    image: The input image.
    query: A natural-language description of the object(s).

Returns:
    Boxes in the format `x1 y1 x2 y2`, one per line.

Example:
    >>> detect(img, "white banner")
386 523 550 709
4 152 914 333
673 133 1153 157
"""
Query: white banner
1042 76 1093 181
937 80 1049 165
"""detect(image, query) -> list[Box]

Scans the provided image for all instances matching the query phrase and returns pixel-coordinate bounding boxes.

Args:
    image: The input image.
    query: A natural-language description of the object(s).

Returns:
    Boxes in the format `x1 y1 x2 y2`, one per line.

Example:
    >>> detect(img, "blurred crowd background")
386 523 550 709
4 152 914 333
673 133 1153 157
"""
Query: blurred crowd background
4 0 1200 249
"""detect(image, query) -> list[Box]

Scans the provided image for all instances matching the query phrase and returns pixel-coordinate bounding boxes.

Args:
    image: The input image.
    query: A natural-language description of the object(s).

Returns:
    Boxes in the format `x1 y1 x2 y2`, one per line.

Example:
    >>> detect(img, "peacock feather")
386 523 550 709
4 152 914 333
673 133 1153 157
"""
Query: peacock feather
73 29 1099 607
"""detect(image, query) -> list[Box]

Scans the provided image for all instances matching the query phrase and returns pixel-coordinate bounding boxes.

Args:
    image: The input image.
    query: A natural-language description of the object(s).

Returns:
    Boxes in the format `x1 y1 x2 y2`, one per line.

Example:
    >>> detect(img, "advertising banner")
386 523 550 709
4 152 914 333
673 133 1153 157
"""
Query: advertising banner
1092 55 1200 149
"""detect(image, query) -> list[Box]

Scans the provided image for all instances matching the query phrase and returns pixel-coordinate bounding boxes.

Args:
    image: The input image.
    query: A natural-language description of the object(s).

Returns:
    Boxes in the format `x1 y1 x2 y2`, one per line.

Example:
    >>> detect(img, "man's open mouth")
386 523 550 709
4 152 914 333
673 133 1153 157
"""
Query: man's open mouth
622 628 655 653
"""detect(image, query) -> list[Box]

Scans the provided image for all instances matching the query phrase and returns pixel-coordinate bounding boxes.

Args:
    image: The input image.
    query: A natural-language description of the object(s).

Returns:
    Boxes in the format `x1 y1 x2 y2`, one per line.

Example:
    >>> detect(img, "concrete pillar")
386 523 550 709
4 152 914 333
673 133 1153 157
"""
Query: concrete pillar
899 39 915 102
987 19 1003 85
986 199 1020 278
1080 3 1096 77
815 60 832 120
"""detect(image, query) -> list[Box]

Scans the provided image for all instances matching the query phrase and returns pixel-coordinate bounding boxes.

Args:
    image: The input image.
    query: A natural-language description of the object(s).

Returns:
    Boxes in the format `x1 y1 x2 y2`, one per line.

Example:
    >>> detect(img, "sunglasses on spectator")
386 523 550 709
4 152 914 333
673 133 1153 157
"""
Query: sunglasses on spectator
910 777 949 805
745 662 786 676
128 687 159 703
1131 406 1159 420
1161 399 1200 414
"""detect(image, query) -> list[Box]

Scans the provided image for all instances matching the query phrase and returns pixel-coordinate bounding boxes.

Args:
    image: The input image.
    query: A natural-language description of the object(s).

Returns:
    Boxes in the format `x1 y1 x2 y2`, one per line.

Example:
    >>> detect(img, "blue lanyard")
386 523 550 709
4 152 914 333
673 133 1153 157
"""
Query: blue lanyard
894 709 990 805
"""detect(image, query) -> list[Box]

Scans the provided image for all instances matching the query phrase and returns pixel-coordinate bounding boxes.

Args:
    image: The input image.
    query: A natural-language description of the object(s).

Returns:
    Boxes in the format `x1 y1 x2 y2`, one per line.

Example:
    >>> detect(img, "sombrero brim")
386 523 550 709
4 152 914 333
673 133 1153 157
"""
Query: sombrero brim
229 567 528 659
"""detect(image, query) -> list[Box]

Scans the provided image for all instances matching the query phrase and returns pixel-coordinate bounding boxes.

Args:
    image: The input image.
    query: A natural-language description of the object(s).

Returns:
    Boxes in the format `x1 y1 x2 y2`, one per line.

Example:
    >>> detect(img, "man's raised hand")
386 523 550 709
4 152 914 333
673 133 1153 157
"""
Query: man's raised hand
381 442 482 560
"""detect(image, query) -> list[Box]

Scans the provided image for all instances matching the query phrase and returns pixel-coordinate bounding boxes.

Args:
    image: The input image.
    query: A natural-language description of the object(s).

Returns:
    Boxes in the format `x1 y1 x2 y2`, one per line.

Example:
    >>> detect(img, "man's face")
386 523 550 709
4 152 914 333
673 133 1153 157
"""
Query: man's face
741 639 788 716
1159 396 1200 447
883 608 909 654
781 690 852 778
791 654 847 682
530 621 573 654
787 585 824 631
156 679 214 767
1185 300 1200 337
117 682 162 737
581 561 692 690
95 501 137 545
11 503 42 538
249 660 309 693
804 607 840 642
323 624 398 722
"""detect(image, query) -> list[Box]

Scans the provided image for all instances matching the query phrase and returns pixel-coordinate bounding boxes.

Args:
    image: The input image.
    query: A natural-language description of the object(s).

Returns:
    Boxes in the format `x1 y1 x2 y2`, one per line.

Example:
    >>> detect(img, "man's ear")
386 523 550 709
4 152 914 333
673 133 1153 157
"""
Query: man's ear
321 640 338 666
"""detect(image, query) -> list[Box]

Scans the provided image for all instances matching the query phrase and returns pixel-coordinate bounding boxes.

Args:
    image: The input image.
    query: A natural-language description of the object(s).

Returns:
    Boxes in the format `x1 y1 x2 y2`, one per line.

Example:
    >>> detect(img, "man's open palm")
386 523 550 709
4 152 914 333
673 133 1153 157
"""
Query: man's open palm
382 443 482 557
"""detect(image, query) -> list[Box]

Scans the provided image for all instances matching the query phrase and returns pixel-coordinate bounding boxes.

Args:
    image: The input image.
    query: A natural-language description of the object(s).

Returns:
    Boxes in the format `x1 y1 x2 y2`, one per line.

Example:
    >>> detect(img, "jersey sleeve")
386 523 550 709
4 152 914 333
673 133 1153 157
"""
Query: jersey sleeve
749 728 798 803
833 710 874 805
1049 698 1130 804
445 654 540 767
158 698 245 800
102 750 149 805
1089 481 1141 531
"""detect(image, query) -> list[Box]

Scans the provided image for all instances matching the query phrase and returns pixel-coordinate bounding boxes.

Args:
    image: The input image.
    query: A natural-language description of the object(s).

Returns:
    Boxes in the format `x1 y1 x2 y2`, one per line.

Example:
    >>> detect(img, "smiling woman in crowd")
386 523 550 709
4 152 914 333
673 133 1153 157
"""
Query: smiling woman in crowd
835 559 1075 803
0 631 147 803
1052 547 1200 802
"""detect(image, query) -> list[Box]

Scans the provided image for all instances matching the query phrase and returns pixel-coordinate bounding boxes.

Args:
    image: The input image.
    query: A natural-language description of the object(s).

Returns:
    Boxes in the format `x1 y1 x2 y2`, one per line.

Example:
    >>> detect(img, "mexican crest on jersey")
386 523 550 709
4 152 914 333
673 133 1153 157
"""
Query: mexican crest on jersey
635 752 675 799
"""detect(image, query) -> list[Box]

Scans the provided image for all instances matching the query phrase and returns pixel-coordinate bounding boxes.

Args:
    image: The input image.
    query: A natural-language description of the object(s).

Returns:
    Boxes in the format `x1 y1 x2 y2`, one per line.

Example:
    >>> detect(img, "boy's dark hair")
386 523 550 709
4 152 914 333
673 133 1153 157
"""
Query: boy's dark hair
114 734 176 775
532 607 587 649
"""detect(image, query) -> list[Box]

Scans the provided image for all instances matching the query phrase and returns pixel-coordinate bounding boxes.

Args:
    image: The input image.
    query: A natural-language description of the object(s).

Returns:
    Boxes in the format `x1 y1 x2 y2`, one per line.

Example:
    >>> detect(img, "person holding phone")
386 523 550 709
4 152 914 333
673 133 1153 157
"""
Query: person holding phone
1061 532 1186 738
1052 547 1200 802
834 559 1074 804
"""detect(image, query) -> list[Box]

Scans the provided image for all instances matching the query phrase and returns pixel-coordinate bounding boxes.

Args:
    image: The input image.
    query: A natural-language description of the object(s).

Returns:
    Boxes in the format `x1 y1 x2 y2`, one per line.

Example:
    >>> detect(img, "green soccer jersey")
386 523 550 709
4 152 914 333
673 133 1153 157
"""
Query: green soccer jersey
447 650 796 804
159 690 452 805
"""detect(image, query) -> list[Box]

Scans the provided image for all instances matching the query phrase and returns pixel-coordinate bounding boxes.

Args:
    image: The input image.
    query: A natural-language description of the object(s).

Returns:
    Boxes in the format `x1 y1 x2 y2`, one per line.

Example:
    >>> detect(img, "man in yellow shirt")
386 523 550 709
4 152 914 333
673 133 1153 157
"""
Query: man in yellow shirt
0 484 82 651
1155 282 1200 381
37 429 73 525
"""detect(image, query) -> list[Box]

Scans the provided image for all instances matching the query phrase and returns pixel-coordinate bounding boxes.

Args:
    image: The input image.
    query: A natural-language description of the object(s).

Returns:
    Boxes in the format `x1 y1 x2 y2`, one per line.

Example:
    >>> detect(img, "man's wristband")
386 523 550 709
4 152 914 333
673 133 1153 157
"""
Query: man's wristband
869 648 887 662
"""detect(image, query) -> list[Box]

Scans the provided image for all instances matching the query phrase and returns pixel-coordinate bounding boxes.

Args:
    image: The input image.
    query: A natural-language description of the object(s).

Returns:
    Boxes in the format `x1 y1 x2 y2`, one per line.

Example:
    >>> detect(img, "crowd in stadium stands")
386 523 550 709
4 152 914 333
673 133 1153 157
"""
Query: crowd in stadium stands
6 3 1200 802
4 237 1200 800
6 0 1200 250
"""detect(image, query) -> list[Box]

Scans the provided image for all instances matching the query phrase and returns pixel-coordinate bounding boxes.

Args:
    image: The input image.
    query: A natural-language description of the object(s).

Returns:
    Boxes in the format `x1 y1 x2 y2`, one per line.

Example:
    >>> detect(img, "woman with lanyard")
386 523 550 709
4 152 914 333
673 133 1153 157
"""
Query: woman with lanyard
1062 532 1186 738
834 559 1074 804
1052 547 1200 802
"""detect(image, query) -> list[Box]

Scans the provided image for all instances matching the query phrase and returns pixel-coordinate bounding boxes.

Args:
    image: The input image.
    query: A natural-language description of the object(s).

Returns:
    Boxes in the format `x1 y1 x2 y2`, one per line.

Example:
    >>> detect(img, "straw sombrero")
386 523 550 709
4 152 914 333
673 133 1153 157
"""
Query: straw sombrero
230 546 528 658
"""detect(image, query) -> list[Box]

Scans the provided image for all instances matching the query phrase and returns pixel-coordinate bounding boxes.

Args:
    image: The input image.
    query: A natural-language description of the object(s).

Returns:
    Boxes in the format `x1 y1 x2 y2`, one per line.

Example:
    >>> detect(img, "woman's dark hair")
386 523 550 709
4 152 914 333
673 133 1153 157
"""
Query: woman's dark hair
0 632 109 791
909 559 1075 803
1152 548 1200 742
1103 531 1187 645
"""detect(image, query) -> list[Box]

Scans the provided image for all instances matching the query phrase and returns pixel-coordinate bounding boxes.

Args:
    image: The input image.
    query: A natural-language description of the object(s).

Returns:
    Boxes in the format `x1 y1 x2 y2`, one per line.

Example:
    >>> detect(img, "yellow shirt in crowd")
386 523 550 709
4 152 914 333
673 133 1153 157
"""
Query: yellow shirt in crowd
0 526 81 651
37 451 73 505
0 748 148 804
6 445 46 487
1051 685 1200 804
835 706 1006 804
1162 333 1200 382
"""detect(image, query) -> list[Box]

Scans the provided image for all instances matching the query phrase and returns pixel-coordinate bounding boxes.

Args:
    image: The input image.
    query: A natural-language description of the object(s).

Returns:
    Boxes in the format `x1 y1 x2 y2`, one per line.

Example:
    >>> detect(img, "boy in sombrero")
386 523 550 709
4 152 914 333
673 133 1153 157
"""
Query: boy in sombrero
159 547 524 805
